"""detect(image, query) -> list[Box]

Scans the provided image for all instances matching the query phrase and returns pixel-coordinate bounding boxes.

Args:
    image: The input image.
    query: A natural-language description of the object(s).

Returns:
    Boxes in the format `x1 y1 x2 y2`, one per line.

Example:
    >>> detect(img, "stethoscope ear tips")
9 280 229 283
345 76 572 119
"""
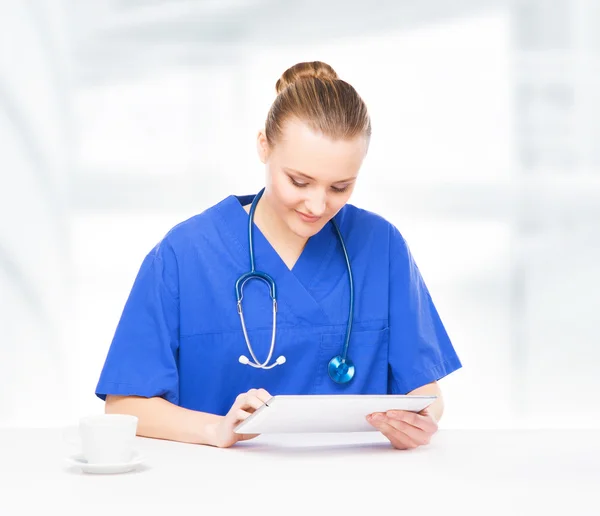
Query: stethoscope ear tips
239 354 286 367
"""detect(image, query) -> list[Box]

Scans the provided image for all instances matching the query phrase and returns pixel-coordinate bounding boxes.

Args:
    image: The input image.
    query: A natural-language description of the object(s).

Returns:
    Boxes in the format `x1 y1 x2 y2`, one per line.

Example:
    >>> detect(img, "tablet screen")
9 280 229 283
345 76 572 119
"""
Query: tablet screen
234 394 437 434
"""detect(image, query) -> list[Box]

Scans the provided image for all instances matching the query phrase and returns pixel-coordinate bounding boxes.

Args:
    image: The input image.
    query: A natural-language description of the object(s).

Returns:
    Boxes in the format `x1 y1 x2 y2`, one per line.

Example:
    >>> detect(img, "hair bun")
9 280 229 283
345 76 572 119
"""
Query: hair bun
275 61 339 94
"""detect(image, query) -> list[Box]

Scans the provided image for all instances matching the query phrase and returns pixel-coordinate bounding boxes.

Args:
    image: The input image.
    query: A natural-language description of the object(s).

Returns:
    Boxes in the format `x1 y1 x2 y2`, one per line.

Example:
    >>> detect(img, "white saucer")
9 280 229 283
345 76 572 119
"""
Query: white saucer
66 451 145 474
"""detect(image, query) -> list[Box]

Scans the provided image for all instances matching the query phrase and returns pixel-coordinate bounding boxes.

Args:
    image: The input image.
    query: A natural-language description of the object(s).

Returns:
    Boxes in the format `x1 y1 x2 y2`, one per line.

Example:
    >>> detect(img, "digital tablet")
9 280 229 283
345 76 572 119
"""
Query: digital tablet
233 394 437 434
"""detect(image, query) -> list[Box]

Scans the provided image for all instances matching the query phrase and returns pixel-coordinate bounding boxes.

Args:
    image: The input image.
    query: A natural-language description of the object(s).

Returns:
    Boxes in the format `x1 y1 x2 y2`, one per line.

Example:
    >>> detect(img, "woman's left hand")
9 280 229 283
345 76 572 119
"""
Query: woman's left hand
366 408 438 450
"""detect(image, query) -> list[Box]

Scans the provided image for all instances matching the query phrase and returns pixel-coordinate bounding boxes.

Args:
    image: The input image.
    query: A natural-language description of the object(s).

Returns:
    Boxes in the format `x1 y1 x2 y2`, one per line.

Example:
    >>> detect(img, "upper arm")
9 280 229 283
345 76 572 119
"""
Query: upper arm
95 238 181 404
407 381 441 396
387 226 462 394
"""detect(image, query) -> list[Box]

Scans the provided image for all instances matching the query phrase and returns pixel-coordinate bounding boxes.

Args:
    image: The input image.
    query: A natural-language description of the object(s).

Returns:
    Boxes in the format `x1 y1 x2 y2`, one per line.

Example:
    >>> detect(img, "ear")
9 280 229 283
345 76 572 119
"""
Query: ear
256 129 270 164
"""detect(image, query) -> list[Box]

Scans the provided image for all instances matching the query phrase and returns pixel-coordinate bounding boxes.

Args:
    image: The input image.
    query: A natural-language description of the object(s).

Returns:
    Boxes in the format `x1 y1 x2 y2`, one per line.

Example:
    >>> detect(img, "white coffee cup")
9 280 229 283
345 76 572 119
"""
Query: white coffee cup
79 414 138 464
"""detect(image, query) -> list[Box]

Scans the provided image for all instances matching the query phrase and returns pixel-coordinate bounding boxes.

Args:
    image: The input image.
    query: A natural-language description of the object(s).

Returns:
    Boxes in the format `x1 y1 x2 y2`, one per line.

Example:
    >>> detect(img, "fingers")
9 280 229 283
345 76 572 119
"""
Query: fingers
384 417 432 446
214 389 272 448
243 396 265 411
254 388 272 404
236 432 259 442
367 410 438 450
230 388 272 424
236 409 252 421
235 388 271 410
386 410 438 434
372 418 420 450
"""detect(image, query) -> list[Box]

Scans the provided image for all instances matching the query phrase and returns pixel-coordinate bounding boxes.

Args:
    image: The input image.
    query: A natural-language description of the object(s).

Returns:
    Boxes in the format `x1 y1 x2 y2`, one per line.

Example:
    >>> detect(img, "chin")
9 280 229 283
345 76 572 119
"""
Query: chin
288 218 327 239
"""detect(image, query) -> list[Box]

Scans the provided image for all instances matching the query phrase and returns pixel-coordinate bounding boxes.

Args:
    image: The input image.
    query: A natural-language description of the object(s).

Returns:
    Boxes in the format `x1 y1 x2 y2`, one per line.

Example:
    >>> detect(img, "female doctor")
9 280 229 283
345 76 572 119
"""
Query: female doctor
96 61 462 450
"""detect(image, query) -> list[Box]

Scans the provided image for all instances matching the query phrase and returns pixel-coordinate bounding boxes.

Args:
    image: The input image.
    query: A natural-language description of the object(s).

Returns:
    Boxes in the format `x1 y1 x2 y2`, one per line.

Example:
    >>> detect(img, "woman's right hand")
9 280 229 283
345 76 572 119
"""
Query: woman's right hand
210 388 272 448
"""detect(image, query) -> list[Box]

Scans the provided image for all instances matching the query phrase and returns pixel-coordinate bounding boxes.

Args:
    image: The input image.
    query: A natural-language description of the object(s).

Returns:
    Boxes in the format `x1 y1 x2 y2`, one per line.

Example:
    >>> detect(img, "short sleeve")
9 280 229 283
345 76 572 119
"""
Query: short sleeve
95 237 180 405
387 226 462 394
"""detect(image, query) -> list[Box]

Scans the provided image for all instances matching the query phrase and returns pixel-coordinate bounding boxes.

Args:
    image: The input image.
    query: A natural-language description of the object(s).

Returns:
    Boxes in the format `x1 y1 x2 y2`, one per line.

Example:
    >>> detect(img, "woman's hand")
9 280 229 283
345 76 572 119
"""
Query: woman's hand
210 388 272 448
366 408 438 450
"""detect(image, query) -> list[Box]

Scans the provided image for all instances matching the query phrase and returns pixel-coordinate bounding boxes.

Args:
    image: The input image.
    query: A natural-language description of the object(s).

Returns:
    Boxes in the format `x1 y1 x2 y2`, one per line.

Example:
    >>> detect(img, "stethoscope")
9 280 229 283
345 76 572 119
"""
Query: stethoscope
235 188 355 384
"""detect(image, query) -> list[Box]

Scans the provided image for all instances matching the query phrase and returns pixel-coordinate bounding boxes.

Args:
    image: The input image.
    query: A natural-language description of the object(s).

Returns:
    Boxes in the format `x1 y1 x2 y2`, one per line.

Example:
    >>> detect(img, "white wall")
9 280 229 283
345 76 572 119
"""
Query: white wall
0 0 73 425
2 1 599 429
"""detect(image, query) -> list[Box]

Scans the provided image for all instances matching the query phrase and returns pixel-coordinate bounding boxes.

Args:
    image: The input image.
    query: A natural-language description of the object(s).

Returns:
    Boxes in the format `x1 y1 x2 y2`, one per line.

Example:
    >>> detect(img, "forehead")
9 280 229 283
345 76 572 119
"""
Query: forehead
274 118 367 181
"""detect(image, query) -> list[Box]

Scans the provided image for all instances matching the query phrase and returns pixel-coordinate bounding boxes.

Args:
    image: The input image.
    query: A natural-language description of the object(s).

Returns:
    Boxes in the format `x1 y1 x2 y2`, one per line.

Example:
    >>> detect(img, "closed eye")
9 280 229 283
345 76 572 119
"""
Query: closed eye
289 176 308 188
288 173 351 193
331 185 350 193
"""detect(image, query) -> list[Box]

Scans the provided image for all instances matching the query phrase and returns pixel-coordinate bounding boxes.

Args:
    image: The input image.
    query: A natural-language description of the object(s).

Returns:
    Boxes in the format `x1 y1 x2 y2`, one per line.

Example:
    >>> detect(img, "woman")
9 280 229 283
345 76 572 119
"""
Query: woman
96 61 462 450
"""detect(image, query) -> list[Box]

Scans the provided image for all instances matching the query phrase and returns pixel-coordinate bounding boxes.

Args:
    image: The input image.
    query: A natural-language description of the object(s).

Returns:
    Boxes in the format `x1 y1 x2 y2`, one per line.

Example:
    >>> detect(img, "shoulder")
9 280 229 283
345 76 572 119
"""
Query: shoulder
337 202 407 248
148 195 235 260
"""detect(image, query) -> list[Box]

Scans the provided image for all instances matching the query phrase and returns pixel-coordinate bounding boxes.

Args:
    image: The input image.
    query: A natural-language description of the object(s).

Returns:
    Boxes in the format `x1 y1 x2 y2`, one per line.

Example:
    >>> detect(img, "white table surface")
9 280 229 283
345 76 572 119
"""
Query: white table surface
1 427 598 516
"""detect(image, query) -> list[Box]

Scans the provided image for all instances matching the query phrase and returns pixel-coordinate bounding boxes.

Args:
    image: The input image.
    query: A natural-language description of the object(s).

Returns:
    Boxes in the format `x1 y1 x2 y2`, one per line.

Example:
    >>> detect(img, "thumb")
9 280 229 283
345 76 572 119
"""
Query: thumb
236 432 259 442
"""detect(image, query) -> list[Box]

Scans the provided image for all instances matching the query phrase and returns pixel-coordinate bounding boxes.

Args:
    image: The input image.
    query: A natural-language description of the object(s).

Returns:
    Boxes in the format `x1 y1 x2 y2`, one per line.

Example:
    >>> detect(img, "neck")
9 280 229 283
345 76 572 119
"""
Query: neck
251 194 308 268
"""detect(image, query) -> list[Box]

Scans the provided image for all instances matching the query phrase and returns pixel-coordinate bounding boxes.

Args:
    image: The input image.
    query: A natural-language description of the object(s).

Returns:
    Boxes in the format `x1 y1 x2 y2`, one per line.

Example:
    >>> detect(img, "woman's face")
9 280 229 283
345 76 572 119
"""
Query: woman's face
257 118 368 239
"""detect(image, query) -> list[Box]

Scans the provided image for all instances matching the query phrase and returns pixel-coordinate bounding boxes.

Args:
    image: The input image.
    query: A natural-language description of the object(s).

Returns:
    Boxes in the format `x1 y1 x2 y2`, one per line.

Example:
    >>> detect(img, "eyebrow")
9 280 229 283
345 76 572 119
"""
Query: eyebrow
283 167 357 184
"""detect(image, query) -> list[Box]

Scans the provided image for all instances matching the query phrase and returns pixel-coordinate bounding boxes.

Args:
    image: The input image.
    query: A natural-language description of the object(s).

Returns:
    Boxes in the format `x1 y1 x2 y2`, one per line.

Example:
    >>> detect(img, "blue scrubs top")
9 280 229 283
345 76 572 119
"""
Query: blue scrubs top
95 193 462 416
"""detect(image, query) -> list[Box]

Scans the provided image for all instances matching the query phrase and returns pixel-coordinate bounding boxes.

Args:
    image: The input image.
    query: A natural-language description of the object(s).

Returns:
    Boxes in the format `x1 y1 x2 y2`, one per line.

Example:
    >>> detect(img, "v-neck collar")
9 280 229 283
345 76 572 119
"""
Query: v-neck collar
215 193 337 324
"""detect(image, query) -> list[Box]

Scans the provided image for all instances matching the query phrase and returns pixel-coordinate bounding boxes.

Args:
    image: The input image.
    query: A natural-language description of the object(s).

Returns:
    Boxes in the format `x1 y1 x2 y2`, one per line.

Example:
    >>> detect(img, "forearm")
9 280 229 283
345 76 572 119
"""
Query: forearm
408 381 444 422
105 395 222 446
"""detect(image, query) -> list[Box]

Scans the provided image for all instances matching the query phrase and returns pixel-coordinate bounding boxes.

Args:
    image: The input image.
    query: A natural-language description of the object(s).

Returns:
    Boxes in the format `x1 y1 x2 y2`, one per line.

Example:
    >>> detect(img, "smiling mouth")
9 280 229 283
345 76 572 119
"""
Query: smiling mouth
296 211 321 222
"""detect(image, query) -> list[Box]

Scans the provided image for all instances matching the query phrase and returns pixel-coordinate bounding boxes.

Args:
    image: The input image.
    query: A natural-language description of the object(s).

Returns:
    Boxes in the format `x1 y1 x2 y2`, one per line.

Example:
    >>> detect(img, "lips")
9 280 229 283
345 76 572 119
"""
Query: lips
296 210 321 223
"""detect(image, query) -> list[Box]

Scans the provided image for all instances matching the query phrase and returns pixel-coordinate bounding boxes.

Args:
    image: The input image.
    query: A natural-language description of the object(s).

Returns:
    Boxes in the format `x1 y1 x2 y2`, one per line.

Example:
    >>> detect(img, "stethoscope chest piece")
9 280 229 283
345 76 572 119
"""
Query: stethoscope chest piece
328 355 355 384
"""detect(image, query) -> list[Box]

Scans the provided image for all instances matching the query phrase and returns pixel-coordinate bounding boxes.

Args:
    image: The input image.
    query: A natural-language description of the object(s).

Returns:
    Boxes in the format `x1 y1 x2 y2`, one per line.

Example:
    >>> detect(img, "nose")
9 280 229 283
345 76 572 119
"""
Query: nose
305 190 327 217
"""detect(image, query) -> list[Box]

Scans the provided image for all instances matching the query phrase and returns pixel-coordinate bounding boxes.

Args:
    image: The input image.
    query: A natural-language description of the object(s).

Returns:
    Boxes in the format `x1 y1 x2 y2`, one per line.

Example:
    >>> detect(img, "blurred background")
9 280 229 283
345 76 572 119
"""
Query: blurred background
1 0 599 429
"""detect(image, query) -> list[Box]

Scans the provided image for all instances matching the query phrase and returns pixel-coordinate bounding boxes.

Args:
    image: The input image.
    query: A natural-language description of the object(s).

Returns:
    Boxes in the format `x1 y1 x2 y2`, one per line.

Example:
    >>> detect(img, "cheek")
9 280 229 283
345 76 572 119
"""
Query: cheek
327 193 350 214
276 178 303 209
272 177 302 210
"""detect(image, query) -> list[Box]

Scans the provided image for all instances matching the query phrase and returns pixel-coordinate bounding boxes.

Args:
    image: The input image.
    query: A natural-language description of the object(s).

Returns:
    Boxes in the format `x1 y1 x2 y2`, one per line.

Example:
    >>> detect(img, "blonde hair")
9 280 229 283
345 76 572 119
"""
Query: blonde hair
265 61 371 147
